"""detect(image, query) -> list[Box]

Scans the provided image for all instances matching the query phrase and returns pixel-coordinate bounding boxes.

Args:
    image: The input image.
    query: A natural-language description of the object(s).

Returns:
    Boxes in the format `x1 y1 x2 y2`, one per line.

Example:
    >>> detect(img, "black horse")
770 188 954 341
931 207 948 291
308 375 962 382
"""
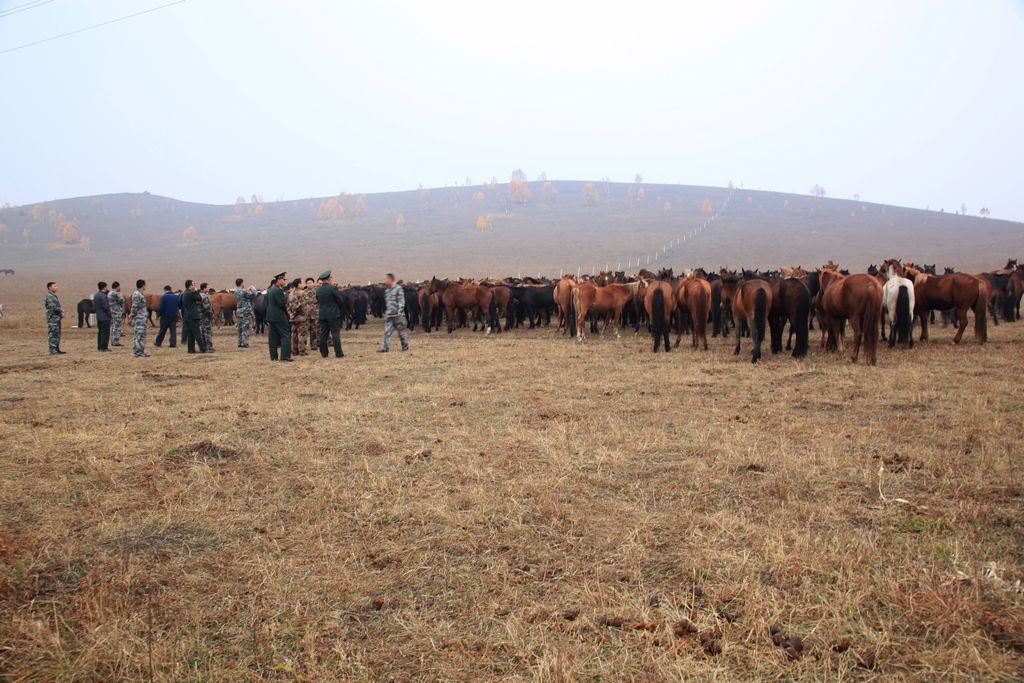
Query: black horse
77 298 94 328
253 293 267 334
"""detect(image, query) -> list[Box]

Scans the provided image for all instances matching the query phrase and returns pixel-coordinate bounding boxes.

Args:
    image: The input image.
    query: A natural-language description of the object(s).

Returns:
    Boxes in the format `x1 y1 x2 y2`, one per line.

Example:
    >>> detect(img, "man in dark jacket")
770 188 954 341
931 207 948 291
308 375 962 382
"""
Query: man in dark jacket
154 285 179 348
94 281 112 352
315 269 346 358
266 272 292 361
181 279 207 354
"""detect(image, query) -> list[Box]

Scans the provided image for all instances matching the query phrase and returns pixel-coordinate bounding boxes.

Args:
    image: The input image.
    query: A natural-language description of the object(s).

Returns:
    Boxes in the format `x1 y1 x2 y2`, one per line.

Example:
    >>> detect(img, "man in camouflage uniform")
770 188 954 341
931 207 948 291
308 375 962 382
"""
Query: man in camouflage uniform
199 282 215 352
108 281 125 347
44 281 65 355
305 277 319 351
287 279 309 356
234 277 258 348
130 279 150 358
378 273 409 353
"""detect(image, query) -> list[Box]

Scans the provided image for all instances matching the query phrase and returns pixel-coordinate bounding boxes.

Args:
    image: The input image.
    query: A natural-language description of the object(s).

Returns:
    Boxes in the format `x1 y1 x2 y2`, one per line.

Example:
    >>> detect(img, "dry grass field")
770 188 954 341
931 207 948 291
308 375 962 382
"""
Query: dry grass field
1 298 1022 681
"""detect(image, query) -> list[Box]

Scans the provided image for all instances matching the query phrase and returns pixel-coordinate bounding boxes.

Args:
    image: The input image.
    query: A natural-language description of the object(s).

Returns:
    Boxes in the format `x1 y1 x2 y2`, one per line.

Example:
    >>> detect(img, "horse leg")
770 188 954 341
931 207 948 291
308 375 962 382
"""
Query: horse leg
953 304 969 344
849 313 862 363
733 318 742 355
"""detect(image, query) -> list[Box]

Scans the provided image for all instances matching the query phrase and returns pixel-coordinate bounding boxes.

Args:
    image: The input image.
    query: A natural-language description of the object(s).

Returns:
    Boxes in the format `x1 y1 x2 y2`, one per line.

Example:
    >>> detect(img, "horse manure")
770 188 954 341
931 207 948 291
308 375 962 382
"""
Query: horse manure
599 616 627 628
648 594 661 608
673 619 698 637
562 608 580 621
831 639 851 653
718 610 741 623
625 621 658 631
857 650 877 670
740 463 767 473
769 623 783 636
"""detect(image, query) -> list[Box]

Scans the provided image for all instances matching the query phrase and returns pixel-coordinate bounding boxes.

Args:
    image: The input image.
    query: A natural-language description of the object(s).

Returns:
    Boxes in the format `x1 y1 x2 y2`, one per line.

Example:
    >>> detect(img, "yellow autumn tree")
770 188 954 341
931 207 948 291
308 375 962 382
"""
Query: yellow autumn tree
317 198 346 222
701 199 713 215
486 177 498 190
31 204 45 222
473 191 485 202
583 183 599 206
636 187 646 202
475 214 491 231
354 194 366 217
57 220 80 244
130 207 143 217
663 201 672 212
182 225 198 244
235 195 247 215
542 181 559 203
509 178 531 204
395 212 406 226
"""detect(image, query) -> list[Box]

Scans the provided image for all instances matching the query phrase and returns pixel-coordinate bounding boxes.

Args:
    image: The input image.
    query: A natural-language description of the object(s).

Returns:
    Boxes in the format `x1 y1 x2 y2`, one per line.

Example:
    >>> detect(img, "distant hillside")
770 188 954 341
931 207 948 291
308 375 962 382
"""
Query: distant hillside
1 182 1021 287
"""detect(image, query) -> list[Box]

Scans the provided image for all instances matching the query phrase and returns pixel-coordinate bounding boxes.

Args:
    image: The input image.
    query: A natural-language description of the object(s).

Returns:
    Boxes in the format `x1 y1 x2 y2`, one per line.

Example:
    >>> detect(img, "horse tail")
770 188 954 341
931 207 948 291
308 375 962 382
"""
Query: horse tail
568 287 579 338
861 285 881 363
1001 285 1015 322
711 283 722 337
652 287 666 339
753 288 767 348
974 280 988 343
488 292 498 332
421 295 431 333
77 301 85 329
895 284 911 345
792 286 810 358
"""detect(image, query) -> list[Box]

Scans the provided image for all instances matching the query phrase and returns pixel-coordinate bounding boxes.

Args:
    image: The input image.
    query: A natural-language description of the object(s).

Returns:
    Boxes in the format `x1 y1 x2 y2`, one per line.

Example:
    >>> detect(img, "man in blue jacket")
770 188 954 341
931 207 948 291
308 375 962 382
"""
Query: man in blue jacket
94 281 112 352
154 285 179 348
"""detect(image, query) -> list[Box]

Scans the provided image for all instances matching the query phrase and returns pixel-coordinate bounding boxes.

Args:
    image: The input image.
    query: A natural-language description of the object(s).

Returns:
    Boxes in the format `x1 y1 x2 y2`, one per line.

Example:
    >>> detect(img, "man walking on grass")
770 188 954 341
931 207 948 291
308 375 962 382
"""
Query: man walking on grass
378 273 409 353
94 281 111 352
44 281 65 355
154 285 179 348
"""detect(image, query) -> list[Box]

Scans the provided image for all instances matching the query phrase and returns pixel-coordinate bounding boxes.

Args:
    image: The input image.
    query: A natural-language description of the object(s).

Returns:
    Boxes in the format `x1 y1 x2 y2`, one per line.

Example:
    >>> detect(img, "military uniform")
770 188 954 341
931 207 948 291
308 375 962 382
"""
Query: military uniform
316 271 346 358
200 291 215 351
109 290 125 346
130 289 149 357
181 289 207 353
380 283 409 352
44 290 63 354
307 290 319 350
234 287 257 347
266 275 292 361
287 284 310 356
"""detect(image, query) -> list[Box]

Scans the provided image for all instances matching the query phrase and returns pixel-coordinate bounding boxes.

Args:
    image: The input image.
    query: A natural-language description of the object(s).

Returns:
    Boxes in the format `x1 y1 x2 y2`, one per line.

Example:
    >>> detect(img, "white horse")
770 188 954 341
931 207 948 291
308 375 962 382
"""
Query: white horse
881 259 915 348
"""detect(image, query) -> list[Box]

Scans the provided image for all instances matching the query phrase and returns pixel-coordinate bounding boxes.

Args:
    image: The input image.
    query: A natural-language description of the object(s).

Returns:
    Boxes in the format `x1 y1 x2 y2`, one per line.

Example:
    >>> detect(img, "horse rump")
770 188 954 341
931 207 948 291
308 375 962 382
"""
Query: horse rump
894 284 912 347
752 288 767 363
791 285 810 358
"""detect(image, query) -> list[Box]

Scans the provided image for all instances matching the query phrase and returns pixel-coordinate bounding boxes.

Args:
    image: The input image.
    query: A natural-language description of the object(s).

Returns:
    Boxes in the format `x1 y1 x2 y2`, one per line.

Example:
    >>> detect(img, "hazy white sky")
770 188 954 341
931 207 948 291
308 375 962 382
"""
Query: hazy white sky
2 0 1022 219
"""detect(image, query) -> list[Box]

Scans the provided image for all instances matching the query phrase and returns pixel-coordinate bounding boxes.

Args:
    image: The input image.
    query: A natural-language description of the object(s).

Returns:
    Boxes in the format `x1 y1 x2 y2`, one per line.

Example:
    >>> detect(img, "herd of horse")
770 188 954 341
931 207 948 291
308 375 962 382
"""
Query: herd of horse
71 259 1022 365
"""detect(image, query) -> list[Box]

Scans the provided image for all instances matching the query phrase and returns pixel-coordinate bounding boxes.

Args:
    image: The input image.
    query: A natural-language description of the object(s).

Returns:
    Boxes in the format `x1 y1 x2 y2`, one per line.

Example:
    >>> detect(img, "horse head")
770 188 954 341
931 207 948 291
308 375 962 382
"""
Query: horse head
944 267 956 274
923 264 937 275
656 268 673 281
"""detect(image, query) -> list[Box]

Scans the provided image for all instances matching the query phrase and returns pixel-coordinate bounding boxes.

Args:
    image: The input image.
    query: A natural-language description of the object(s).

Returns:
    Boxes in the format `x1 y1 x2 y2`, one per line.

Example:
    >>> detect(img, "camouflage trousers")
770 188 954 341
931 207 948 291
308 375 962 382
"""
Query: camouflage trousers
380 315 409 352
47 318 61 354
201 318 214 351
291 318 309 356
237 311 252 347
308 318 318 350
132 322 147 357
111 315 124 345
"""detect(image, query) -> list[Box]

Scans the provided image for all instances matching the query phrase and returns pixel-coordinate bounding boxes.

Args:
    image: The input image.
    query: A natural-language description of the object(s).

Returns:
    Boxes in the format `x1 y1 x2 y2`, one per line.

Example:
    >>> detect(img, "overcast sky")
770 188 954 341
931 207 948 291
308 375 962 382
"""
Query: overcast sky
2 0 1022 219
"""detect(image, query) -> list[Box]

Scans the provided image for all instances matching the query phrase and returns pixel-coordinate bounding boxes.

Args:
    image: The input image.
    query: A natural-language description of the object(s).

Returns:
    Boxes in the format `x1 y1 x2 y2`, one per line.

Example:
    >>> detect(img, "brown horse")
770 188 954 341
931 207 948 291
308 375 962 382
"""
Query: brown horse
489 285 512 332
732 278 772 363
553 275 577 335
571 282 639 340
913 272 988 344
418 287 441 333
675 276 712 350
818 269 883 364
769 277 811 358
430 278 495 334
643 276 676 352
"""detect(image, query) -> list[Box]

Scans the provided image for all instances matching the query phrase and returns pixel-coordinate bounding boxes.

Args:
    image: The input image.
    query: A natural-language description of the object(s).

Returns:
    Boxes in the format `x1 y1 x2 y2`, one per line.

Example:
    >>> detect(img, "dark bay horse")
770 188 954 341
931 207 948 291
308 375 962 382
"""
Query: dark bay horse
430 278 495 334
819 268 883 365
675 275 712 350
643 274 675 352
769 277 811 358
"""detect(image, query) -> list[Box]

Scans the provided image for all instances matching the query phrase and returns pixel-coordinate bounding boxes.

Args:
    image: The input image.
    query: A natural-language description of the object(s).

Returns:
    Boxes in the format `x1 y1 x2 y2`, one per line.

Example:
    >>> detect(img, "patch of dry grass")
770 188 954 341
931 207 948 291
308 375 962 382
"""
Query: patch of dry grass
0 303 1022 681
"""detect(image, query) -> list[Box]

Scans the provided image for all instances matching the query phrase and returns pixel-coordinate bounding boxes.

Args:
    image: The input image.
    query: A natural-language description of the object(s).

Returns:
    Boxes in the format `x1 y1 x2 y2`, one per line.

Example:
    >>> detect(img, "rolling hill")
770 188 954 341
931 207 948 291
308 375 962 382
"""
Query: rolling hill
1 181 1021 290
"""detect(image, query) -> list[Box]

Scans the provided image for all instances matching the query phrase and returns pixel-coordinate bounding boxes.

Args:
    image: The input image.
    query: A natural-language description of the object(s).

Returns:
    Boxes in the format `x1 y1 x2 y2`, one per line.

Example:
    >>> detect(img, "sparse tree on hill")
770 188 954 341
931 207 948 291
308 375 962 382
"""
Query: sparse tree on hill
396 212 406 227
542 181 559 204
853 193 860 201
57 220 80 244
727 180 734 190
235 195 247 215
182 225 198 244
979 207 990 218
465 176 472 187
418 184 429 201
537 171 547 182
600 176 610 197
663 201 672 212
22 227 30 242
486 176 498 190
475 214 491 231
637 187 646 203
31 204 44 222
509 173 531 204
583 183 599 206
129 207 143 217
354 194 366 217
810 184 826 198
474 191 485 202
511 169 527 182
635 173 643 183
701 199 713 215
498 193 510 215
317 198 346 222
627 185 636 210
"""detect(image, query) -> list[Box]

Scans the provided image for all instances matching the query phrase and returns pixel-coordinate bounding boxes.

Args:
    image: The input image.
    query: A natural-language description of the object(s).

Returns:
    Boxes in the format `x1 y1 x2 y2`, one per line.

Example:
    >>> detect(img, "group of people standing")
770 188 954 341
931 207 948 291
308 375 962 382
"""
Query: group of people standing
42 270 410 360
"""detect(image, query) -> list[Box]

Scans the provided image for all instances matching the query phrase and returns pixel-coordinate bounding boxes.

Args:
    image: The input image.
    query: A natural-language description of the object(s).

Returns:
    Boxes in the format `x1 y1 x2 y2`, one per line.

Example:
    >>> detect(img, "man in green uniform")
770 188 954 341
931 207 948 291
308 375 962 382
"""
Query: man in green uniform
181 280 208 354
267 272 293 362
316 270 346 358
44 281 65 355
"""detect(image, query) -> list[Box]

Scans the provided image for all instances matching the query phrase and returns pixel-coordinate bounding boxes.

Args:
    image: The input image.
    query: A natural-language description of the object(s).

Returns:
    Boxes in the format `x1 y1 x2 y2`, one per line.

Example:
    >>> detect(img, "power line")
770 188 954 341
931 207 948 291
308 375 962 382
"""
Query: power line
0 0 54 19
0 0 185 55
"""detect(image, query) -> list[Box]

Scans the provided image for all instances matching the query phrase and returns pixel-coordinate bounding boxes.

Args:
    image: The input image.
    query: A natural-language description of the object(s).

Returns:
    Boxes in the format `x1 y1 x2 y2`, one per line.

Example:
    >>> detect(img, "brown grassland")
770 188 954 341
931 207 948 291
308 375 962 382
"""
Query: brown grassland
0 296 1022 681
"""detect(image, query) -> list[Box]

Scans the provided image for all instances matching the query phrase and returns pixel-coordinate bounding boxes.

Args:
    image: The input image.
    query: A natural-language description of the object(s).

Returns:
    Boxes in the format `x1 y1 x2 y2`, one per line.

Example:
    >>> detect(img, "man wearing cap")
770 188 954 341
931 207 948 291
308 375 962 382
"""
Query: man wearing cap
266 272 293 361
181 280 208 354
315 270 346 358
286 278 310 356
378 272 409 353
